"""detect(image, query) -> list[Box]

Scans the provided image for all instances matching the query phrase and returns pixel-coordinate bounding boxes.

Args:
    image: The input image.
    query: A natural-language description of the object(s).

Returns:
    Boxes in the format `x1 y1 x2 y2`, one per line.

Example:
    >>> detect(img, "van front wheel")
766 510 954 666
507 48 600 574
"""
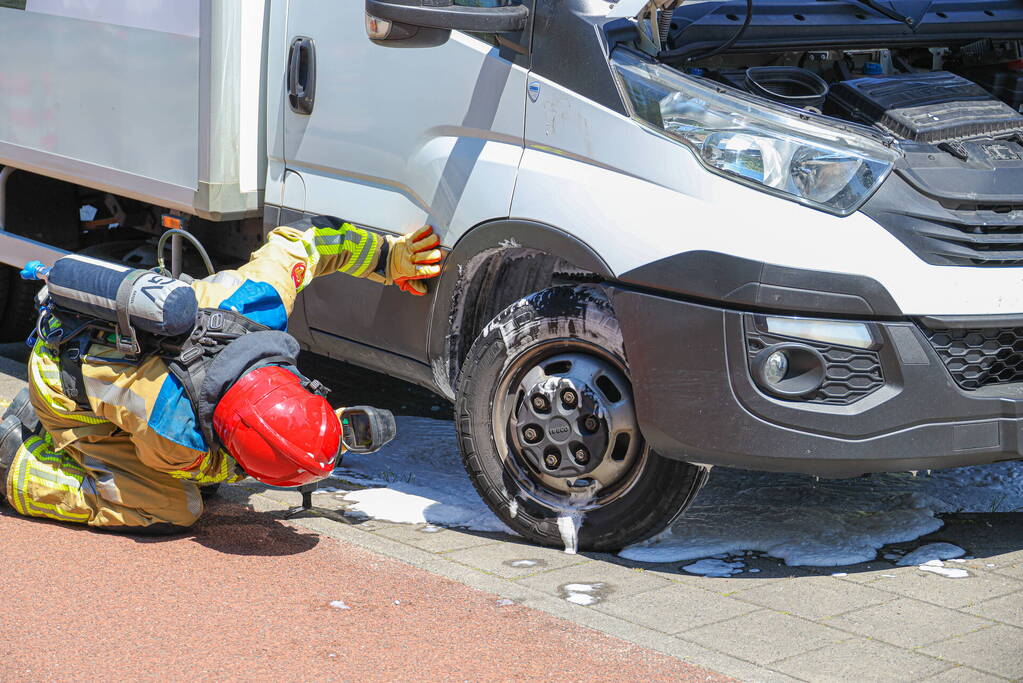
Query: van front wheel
455 286 707 552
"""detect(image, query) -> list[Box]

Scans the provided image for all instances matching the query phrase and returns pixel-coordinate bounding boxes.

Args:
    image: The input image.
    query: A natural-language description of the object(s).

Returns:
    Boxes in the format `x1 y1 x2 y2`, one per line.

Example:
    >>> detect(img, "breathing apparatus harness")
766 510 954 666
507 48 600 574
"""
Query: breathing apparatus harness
24 232 325 453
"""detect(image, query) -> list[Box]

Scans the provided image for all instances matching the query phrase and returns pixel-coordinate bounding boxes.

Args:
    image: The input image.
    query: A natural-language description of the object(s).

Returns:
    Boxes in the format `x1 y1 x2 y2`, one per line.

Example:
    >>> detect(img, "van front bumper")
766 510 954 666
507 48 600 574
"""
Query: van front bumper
609 287 1023 477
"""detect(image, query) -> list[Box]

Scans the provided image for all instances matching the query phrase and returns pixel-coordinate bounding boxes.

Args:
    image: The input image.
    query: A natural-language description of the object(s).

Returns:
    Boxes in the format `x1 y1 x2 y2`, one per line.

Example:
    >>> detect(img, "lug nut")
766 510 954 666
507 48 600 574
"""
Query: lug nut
583 416 599 432
522 426 541 443
561 390 577 408
532 395 550 412
573 446 590 465
543 449 561 469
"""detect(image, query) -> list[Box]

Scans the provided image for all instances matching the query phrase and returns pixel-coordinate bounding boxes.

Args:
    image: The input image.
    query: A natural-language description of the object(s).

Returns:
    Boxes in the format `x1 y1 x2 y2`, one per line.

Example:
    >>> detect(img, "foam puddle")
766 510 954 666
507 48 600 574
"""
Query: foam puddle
621 463 1023 567
918 559 970 579
561 582 606 606
331 417 507 533
683 559 746 577
896 542 966 566
327 416 1023 569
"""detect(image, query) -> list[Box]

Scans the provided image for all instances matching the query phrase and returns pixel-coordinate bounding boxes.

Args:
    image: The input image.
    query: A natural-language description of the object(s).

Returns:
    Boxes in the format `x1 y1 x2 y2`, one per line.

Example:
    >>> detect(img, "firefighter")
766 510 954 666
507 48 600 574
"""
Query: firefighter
0 217 443 533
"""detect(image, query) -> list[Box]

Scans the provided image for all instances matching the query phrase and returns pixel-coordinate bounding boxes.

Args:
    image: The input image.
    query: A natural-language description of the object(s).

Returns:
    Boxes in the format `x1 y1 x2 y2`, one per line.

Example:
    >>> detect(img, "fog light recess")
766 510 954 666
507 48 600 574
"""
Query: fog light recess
752 344 826 398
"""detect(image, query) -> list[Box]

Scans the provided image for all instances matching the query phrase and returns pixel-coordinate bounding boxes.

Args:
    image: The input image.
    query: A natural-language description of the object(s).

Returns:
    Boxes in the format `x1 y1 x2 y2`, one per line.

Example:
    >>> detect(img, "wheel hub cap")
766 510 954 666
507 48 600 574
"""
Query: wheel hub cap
511 352 641 495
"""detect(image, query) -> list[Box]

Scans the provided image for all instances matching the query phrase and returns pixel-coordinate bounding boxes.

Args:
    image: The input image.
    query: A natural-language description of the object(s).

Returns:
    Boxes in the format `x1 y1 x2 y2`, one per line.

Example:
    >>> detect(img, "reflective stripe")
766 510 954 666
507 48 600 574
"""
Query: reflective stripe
185 483 202 517
82 375 147 421
350 232 381 278
10 436 90 522
84 456 123 504
170 451 242 485
314 224 378 276
338 229 369 274
29 341 107 425
10 437 47 515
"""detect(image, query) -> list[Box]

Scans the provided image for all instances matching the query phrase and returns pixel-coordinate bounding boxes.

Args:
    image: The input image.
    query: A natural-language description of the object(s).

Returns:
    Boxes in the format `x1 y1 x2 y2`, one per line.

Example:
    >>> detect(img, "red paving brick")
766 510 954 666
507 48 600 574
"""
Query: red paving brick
0 499 730 682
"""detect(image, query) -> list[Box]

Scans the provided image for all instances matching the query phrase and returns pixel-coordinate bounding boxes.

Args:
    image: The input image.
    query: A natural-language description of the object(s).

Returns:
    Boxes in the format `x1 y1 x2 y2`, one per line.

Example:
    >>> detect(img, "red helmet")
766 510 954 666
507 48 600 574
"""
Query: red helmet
213 365 341 487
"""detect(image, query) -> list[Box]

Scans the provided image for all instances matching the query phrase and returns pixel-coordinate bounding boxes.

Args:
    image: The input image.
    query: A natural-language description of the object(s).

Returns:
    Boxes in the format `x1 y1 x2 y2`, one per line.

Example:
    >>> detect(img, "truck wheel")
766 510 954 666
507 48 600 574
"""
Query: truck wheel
456 286 707 552
0 268 40 343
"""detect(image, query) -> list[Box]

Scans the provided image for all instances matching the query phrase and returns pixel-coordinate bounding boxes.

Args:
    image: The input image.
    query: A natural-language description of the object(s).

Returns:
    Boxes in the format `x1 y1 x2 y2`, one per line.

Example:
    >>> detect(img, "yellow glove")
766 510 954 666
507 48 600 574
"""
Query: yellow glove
386 226 444 296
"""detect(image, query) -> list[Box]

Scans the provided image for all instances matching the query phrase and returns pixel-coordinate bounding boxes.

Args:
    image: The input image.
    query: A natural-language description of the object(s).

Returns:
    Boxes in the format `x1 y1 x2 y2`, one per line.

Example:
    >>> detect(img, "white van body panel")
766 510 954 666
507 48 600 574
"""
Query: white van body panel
512 74 1023 316
279 1 528 357
280 8 525 245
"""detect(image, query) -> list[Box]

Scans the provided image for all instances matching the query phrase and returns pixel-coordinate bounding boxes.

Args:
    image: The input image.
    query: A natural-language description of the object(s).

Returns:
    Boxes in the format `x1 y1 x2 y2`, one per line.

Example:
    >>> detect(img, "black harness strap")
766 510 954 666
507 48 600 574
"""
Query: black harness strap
58 333 92 412
163 308 272 451
113 270 146 355
39 299 309 453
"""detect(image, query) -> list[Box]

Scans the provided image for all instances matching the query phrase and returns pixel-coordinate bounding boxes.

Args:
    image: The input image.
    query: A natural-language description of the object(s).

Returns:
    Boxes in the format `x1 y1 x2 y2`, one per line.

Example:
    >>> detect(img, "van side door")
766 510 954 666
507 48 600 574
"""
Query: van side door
280 1 530 362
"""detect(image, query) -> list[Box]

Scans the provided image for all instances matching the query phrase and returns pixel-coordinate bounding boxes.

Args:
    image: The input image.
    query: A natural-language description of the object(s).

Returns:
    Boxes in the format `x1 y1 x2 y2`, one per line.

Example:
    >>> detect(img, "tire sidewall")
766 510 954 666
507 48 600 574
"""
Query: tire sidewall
456 285 702 551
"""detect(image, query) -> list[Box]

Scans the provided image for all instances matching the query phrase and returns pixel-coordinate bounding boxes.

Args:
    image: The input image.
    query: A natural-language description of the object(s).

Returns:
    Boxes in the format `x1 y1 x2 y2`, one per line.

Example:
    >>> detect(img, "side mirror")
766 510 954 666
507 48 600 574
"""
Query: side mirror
365 0 529 47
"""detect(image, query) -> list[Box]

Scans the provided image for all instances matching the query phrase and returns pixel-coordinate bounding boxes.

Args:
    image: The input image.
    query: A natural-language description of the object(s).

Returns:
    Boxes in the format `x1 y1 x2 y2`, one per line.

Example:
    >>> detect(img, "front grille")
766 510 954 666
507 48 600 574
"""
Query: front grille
915 213 1023 267
861 167 1023 267
922 326 1023 389
745 330 885 405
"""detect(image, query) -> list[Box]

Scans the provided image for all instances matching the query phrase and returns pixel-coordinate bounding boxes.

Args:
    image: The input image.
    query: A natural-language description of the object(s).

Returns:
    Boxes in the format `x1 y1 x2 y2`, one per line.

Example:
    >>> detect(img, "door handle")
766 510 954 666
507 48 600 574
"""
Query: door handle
287 36 316 115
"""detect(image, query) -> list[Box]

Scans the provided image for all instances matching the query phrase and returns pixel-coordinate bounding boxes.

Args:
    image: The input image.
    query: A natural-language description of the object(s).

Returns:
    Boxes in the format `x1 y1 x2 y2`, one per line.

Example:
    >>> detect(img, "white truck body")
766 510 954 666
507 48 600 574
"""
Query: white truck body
0 0 266 224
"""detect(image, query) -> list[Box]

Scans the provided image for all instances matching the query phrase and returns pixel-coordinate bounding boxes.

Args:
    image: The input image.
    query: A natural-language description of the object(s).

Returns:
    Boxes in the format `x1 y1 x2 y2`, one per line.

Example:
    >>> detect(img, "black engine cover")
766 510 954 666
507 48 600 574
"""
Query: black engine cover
829 71 1023 143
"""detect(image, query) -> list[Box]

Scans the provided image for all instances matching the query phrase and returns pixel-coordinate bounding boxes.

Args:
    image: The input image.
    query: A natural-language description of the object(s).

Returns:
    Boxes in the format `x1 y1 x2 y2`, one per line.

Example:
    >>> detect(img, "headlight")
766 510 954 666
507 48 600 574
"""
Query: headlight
612 50 898 216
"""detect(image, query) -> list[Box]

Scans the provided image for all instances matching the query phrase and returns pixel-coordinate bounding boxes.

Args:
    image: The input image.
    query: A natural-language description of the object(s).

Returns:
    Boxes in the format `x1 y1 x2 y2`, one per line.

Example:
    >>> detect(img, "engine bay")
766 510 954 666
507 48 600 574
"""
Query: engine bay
689 39 1023 153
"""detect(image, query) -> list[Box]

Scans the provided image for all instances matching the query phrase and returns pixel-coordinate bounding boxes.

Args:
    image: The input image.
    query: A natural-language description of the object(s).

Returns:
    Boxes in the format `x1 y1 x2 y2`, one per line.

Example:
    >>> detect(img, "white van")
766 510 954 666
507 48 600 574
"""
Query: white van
1 0 1022 550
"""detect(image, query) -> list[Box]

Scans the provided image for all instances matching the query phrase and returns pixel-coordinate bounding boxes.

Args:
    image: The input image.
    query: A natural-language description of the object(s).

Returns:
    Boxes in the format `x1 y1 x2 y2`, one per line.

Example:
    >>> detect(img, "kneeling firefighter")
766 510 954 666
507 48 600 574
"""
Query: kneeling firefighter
0 217 443 533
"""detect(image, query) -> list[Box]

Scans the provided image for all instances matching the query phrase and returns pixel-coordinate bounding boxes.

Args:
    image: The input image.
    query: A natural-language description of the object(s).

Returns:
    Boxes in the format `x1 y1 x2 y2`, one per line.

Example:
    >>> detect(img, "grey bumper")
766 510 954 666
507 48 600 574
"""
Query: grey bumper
609 286 1023 477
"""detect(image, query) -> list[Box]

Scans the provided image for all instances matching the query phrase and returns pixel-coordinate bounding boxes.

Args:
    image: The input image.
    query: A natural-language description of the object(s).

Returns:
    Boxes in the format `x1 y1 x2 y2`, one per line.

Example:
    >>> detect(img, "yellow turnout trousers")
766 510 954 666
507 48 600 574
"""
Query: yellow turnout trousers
6 429 202 532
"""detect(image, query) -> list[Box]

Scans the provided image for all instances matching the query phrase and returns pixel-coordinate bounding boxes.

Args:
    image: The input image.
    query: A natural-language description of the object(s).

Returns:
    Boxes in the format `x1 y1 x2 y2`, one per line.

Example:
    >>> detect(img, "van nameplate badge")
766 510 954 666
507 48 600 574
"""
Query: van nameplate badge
528 81 541 103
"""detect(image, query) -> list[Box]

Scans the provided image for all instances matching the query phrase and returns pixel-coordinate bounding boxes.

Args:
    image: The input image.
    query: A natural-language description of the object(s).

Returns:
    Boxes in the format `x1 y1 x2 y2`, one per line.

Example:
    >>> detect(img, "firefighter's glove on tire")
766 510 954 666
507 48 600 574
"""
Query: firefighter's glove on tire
386 226 444 296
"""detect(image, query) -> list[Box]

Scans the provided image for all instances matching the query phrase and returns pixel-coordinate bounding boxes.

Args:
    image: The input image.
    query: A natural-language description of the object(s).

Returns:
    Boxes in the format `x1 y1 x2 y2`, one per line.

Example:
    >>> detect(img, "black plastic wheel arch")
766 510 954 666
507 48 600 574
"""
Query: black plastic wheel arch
427 218 614 394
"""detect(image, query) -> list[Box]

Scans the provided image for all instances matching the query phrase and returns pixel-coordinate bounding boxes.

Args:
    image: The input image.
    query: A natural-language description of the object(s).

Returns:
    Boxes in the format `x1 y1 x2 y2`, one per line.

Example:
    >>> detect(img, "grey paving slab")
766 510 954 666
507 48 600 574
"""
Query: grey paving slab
371 522 507 554
593 584 759 635
684 609 850 666
863 568 1023 609
824 598 994 648
444 538 589 578
771 637 949 683
812 563 907 584
994 563 1023 581
920 624 1023 680
733 575 894 620
515 559 674 603
918 665 1010 682
966 593 1023 628
979 549 1023 569
683 649 806 683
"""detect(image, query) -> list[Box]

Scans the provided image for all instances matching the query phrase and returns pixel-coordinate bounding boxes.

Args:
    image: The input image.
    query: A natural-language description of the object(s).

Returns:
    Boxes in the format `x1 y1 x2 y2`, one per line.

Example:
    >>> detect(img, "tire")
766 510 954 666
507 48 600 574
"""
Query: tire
456 285 707 552
0 268 41 343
